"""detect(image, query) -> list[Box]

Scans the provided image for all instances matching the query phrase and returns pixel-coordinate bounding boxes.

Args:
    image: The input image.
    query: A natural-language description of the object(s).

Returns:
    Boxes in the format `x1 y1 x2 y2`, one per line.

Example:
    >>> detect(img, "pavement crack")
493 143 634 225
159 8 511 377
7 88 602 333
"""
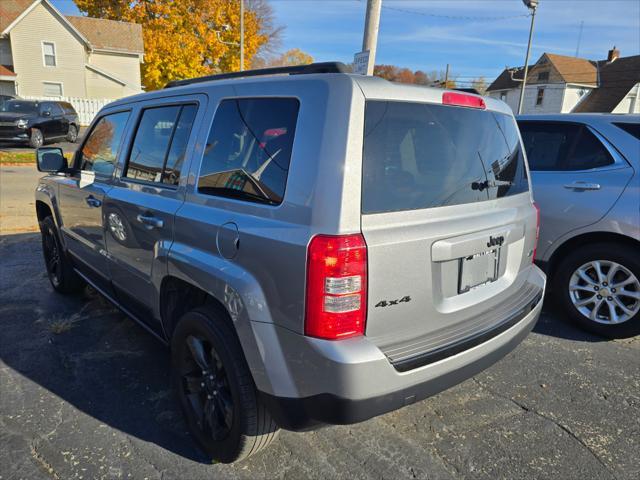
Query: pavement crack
472 377 618 480
30 442 60 480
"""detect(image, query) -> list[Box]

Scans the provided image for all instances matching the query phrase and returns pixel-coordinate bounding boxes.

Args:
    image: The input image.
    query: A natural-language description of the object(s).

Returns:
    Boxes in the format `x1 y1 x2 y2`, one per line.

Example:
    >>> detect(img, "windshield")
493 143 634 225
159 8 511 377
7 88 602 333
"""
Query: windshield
1 100 38 115
362 101 529 214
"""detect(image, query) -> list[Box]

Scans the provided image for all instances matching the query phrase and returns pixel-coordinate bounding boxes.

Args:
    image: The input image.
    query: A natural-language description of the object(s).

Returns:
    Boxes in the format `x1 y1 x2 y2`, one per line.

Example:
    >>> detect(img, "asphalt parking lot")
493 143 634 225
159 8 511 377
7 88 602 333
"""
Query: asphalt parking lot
0 168 639 480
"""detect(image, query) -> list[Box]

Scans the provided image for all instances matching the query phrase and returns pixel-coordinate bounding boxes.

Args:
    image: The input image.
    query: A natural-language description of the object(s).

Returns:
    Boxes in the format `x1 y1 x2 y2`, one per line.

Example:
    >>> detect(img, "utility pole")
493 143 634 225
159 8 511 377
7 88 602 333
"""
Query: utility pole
517 0 538 115
362 0 382 75
240 0 244 71
444 64 450 88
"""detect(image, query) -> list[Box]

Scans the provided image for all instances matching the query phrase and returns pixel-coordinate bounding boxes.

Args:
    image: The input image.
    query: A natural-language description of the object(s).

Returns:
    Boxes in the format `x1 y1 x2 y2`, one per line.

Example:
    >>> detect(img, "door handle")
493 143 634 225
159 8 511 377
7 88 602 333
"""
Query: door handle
563 182 601 191
85 195 102 208
136 214 163 229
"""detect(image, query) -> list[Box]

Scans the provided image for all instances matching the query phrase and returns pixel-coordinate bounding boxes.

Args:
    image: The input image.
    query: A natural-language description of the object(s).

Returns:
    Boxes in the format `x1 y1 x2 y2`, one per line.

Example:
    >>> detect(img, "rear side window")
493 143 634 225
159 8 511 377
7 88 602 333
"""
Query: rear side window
519 122 614 171
60 102 76 115
614 122 640 140
124 104 197 186
197 98 299 205
362 101 529 214
79 111 130 176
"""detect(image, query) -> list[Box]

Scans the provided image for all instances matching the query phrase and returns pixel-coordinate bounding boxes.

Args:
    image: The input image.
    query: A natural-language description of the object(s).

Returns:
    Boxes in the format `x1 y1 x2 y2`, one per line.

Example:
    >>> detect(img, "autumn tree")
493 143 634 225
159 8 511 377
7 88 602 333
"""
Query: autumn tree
266 48 314 67
73 0 281 90
471 76 488 95
413 70 428 85
373 64 400 81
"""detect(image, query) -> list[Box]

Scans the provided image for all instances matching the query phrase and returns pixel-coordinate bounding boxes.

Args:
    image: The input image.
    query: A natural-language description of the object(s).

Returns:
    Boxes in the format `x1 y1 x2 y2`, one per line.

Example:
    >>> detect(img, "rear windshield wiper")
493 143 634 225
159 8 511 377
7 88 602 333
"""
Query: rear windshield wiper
471 179 514 191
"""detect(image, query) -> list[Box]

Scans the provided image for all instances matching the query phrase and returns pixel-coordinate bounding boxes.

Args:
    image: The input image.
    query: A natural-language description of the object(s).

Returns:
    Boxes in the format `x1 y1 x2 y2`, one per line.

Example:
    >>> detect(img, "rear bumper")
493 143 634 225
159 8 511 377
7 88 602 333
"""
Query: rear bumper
252 266 545 431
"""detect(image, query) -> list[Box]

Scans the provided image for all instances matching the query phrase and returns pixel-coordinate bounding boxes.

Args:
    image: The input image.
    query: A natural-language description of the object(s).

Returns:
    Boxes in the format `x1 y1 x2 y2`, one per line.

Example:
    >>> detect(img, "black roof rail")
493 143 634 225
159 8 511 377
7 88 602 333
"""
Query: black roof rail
453 88 481 95
164 61 349 88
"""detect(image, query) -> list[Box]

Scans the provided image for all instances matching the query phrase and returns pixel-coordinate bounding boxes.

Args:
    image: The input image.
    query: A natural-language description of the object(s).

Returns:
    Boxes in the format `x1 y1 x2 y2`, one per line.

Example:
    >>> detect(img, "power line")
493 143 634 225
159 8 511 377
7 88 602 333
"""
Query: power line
380 4 532 21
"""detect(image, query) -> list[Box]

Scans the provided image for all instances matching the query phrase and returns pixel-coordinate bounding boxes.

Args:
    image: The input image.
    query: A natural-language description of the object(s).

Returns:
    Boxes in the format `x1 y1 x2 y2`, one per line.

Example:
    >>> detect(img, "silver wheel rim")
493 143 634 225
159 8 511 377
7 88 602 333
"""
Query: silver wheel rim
569 260 640 325
108 213 126 241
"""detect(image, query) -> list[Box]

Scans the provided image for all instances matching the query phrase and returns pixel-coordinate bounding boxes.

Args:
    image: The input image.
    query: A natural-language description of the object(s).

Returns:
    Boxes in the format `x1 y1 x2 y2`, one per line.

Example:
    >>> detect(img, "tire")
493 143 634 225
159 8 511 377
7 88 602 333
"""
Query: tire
171 305 279 463
66 124 78 143
40 216 83 294
29 128 44 148
553 242 640 338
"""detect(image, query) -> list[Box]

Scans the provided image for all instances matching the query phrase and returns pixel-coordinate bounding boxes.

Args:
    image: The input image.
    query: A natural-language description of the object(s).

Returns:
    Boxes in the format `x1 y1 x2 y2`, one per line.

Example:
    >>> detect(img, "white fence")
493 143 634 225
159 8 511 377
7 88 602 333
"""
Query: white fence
23 96 113 126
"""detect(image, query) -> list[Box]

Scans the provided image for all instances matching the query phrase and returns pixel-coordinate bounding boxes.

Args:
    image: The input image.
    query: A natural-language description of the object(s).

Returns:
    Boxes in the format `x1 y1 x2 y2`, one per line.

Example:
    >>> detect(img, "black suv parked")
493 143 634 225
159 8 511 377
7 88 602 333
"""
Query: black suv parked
0 99 79 148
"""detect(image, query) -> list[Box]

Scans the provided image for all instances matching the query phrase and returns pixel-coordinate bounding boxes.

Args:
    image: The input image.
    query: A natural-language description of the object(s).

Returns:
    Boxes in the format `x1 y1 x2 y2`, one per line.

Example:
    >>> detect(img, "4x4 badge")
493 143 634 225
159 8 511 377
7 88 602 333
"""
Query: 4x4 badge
375 296 411 308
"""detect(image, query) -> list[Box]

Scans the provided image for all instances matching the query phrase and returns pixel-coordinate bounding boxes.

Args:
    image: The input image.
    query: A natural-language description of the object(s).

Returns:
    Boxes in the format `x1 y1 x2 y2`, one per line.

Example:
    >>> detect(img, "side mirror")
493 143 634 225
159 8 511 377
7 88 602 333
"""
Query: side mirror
41 110 51 117
36 147 67 173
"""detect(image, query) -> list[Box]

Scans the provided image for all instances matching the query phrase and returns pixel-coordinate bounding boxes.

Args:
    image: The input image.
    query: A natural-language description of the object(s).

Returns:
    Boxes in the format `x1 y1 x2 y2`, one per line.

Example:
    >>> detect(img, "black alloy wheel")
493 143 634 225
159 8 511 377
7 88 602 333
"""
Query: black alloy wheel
42 221 62 288
179 334 234 442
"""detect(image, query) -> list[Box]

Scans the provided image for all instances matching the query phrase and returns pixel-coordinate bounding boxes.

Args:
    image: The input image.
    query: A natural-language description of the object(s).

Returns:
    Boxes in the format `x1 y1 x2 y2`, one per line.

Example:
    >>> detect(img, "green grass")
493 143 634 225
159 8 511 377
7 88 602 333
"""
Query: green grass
0 151 73 165
0 151 36 164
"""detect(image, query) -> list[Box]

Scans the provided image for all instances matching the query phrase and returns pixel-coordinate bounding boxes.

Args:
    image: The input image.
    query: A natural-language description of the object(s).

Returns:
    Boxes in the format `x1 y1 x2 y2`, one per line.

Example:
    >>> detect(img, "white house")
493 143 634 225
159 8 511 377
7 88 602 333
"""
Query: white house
0 0 144 100
487 48 640 114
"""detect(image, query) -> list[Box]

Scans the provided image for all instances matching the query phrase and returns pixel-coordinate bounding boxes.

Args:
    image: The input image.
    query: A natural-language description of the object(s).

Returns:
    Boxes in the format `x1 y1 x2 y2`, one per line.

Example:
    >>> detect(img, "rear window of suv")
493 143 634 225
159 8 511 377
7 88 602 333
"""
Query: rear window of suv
362 101 529 214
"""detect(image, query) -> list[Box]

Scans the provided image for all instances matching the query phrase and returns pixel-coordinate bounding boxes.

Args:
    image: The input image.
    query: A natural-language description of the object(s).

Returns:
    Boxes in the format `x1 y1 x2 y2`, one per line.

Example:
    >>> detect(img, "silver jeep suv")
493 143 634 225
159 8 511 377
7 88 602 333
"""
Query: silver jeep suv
34 62 545 463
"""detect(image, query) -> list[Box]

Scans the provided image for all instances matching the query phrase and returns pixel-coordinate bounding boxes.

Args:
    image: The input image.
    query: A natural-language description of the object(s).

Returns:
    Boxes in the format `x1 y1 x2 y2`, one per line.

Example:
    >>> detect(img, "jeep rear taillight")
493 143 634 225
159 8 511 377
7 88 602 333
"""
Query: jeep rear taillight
305 234 367 340
532 202 540 262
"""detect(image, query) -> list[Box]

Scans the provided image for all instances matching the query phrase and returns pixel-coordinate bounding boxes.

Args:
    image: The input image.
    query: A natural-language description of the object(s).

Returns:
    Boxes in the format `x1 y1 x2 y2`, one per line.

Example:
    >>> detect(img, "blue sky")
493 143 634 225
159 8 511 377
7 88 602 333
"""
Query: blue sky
51 0 640 84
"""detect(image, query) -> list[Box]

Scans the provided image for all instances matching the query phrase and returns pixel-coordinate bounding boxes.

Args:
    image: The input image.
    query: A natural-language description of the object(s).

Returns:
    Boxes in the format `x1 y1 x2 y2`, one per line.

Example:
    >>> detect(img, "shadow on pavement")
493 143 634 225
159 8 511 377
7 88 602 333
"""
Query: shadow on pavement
0 232 209 464
0 231 610 467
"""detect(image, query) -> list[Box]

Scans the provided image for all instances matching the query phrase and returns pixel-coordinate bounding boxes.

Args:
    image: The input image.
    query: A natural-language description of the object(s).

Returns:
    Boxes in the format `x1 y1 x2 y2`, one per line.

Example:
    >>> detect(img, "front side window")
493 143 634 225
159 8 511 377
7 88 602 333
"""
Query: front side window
536 88 545 106
42 42 56 67
124 104 197 185
518 122 614 171
362 101 529 214
197 98 300 205
79 111 130 176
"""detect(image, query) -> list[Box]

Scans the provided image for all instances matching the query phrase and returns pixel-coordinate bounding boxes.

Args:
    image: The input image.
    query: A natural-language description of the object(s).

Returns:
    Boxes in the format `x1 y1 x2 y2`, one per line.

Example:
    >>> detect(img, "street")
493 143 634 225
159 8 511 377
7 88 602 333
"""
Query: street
1 169 639 479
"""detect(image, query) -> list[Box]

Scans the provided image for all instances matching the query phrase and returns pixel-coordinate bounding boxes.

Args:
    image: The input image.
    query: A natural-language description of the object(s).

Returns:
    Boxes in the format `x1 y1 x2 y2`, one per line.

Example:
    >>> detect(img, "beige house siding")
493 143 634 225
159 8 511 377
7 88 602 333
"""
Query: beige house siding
9 1 87 98
0 39 12 66
89 51 141 88
85 69 127 99
612 84 640 113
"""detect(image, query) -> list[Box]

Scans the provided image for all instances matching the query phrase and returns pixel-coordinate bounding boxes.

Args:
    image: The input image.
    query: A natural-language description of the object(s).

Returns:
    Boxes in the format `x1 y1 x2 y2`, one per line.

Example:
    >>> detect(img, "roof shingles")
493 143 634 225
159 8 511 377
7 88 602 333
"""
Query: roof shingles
66 16 144 54
1 1 143 55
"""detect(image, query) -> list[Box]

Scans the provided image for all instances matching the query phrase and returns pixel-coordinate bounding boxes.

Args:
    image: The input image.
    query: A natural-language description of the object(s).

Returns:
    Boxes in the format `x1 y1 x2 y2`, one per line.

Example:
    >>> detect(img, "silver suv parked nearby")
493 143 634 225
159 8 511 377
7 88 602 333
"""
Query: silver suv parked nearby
518 114 640 338
35 63 545 463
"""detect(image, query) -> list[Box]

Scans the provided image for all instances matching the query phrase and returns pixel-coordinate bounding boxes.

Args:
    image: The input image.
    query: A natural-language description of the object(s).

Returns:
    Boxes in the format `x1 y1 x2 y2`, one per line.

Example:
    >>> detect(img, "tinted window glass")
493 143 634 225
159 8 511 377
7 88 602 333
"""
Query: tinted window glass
80 111 130 176
518 122 580 171
60 102 76 115
163 105 197 185
198 98 299 205
1 100 37 114
49 103 63 116
519 122 614 171
567 128 614 170
614 122 640 140
125 106 181 183
362 101 529 214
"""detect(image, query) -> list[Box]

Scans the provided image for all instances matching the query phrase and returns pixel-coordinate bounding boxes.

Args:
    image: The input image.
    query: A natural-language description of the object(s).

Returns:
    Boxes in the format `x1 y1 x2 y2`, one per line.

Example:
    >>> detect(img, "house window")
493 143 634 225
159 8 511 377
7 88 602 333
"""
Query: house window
43 82 63 97
500 92 507 101
536 88 545 106
42 42 56 67
537 71 549 82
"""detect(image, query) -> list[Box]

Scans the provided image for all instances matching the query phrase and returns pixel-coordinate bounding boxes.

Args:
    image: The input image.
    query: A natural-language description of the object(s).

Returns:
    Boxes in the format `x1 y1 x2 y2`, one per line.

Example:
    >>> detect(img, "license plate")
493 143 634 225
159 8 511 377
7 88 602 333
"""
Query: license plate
458 249 500 294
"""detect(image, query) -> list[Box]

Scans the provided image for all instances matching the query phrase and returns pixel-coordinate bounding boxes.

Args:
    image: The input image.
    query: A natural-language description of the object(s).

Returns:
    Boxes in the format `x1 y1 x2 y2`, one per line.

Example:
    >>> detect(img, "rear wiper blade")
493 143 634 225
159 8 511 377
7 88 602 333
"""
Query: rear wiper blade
471 179 514 191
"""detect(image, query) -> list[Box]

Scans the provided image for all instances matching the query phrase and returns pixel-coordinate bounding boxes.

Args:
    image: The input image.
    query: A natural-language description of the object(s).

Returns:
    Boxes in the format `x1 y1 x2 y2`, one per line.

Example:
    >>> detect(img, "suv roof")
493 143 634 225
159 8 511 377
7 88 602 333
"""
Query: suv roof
108 62 511 115
518 113 640 123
